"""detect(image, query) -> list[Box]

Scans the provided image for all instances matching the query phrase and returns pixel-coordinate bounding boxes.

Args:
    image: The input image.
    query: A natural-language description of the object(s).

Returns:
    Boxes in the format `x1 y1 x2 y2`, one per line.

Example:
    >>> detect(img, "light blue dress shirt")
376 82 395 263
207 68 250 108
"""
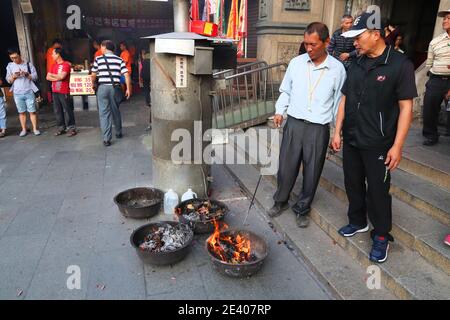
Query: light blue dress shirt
275 53 347 125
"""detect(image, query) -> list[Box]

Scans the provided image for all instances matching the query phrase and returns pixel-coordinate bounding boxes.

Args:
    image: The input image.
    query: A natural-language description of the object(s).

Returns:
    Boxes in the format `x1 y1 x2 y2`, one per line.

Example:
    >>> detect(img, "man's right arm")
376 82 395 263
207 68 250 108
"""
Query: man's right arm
331 95 346 152
274 61 294 127
6 65 15 84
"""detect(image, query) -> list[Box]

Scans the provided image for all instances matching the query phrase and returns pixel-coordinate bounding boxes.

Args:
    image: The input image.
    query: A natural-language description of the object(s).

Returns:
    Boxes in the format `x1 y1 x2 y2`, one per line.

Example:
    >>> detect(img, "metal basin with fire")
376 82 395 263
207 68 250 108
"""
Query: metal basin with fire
130 221 194 265
114 187 164 219
206 228 268 278
175 199 228 234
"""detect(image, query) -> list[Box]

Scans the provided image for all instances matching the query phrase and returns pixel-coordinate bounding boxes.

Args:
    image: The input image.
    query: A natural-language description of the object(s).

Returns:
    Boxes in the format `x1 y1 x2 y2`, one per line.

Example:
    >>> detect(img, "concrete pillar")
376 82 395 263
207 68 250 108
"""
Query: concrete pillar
11 0 34 64
150 41 213 198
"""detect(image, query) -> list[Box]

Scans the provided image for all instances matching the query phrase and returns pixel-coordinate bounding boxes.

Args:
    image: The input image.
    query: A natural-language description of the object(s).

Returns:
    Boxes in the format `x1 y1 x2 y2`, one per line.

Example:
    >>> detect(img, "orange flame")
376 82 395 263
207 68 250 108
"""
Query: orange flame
207 220 252 264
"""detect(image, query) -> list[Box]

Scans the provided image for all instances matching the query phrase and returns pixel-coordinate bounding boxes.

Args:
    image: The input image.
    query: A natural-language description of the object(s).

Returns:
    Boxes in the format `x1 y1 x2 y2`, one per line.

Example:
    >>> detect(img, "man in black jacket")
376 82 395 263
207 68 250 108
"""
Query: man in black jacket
328 15 358 69
331 12 418 263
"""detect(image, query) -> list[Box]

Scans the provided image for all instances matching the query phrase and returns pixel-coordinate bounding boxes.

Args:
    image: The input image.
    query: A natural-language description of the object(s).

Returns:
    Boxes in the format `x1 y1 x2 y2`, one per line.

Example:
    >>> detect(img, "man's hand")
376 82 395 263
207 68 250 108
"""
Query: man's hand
330 132 342 152
273 114 284 128
125 88 132 100
446 89 450 100
385 145 402 171
339 53 350 61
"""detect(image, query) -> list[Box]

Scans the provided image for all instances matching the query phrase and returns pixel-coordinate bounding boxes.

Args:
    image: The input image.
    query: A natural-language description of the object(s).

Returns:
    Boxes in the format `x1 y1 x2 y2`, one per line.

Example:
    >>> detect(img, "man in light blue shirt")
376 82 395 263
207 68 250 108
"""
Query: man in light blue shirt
6 47 41 137
268 22 346 228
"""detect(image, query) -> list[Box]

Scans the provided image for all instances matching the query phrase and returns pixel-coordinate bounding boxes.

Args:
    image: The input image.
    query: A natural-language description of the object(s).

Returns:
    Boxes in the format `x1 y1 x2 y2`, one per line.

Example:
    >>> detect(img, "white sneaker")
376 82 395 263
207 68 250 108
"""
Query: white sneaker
19 130 27 137
33 130 41 136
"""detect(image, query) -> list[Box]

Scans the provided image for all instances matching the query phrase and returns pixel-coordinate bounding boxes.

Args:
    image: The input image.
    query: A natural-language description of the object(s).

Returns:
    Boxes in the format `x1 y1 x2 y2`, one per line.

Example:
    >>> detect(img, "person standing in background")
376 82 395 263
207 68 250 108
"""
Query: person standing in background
91 40 132 146
6 47 41 137
93 40 103 61
0 77 6 138
422 9 450 146
46 48 76 137
328 15 358 69
120 41 132 97
46 39 62 104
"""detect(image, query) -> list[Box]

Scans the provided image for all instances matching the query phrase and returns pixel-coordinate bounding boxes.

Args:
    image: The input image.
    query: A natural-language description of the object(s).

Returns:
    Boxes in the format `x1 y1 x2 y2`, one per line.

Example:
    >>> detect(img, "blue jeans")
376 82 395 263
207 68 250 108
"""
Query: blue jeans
14 91 36 113
0 98 6 129
97 85 122 142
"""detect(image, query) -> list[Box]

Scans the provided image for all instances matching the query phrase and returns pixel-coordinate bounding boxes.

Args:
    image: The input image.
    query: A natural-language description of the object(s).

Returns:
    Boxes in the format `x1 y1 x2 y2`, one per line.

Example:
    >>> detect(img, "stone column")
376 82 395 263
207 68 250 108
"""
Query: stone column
256 0 346 66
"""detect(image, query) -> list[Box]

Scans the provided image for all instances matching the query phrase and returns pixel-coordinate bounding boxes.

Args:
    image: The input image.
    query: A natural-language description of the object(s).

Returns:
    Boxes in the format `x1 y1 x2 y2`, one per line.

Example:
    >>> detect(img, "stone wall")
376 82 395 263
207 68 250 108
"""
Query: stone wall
256 0 346 66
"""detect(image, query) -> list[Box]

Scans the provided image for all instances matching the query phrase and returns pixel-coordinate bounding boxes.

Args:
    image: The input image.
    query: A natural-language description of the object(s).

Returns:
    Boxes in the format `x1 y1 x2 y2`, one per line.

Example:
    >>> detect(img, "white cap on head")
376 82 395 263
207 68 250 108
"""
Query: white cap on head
438 9 450 17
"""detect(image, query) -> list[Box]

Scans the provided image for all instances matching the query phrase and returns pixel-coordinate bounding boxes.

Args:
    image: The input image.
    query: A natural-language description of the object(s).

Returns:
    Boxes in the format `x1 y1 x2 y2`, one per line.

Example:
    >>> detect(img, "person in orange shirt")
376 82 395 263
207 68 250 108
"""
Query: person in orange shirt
93 40 103 61
46 39 62 103
120 42 132 74
120 42 132 97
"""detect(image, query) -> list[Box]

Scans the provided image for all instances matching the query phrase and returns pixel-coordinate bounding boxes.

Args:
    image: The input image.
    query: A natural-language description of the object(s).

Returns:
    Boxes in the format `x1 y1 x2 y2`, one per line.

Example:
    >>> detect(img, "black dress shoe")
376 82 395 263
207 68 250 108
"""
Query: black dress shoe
292 204 311 216
423 139 438 146
296 214 310 228
103 141 111 147
267 202 289 218
116 133 123 139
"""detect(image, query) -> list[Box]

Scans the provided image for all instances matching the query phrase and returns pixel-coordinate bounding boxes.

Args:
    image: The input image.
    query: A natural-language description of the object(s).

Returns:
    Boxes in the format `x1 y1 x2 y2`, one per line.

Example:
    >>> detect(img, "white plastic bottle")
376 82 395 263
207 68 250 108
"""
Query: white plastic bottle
181 188 197 202
164 189 179 215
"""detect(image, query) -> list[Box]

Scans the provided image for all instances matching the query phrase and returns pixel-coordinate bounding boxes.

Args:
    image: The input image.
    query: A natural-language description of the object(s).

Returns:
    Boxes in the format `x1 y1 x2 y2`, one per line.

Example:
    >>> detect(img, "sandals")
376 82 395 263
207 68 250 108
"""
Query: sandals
54 129 66 136
66 129 77 137
0 131 5 138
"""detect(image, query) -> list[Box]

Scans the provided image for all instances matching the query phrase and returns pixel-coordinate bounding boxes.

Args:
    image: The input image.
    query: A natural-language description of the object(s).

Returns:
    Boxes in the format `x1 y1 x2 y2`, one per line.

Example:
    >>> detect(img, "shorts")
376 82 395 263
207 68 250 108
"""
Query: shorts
14 91 36 113
0 98 6 129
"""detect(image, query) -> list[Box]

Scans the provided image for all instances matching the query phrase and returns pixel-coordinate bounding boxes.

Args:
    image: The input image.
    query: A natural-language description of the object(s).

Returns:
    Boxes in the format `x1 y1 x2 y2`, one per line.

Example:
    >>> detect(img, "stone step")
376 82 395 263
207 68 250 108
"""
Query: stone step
233 127 450 275
225 144 450 299
223 162 397 300
319 160 450 277
399 148 450 193
328 152 450 229
233 129 450 277
401 128 450 193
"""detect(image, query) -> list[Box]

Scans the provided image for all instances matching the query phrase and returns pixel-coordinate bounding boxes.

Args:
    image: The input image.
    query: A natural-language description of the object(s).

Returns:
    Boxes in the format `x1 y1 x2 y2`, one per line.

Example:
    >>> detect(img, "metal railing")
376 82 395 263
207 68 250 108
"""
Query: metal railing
212 62 287 130
213 61 269 79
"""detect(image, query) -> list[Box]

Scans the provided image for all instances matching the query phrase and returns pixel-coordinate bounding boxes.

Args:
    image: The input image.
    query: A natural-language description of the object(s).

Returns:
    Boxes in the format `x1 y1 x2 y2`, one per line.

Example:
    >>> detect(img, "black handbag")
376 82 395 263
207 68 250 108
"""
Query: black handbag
27 62 43 104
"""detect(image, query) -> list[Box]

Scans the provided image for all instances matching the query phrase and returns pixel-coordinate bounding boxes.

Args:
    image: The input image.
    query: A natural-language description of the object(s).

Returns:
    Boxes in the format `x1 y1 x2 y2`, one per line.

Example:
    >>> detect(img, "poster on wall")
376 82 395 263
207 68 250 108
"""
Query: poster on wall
70 73 95 96
176 55 188 88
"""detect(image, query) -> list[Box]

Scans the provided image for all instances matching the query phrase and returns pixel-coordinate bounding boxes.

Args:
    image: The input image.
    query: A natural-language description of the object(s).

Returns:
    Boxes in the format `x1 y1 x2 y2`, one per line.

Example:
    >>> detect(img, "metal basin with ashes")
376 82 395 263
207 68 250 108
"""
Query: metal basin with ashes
206 222 268 278
114 187 164 219
130 221 194 265
175 199 228 234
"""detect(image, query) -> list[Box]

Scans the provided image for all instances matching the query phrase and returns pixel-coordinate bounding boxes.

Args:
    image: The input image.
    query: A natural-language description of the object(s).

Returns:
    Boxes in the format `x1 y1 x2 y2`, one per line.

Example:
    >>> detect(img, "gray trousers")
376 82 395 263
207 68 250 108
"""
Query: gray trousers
273 116 330 212
97 85 123 142
53 93 76 131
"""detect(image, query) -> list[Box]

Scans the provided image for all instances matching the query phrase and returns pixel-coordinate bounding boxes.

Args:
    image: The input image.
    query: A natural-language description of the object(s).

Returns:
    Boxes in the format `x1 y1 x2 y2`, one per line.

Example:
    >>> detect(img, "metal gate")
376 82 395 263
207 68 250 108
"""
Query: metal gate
212 61 288 130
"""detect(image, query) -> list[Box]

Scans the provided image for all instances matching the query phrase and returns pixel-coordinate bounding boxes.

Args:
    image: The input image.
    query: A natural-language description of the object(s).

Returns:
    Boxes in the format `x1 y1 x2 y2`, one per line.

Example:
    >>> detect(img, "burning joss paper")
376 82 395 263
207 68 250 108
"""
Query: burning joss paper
139 224 191 252
178 200 224 222
208 222 258 265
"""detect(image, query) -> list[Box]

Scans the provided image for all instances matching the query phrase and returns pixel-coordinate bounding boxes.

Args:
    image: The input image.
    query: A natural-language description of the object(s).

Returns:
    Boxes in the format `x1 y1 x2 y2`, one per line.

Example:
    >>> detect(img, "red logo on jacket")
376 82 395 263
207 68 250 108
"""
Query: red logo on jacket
377 75 386 82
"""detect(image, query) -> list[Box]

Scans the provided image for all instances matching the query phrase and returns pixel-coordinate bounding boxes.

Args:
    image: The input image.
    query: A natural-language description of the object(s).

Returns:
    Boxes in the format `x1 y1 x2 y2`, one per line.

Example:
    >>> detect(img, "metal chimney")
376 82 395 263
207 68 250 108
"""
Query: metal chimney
173 0 189 32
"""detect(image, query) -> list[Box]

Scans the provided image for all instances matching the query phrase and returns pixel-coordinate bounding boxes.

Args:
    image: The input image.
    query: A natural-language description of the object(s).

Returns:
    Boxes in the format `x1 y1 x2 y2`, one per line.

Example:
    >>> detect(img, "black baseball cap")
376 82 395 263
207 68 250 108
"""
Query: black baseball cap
342 11 381 38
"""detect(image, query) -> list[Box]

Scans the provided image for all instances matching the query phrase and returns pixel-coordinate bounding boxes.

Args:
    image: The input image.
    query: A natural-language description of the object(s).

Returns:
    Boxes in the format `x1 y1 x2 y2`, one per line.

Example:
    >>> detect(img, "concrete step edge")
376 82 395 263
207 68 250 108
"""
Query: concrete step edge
231 136 450 279
223 162 398 300
328 153 450 228
228 143 450 300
